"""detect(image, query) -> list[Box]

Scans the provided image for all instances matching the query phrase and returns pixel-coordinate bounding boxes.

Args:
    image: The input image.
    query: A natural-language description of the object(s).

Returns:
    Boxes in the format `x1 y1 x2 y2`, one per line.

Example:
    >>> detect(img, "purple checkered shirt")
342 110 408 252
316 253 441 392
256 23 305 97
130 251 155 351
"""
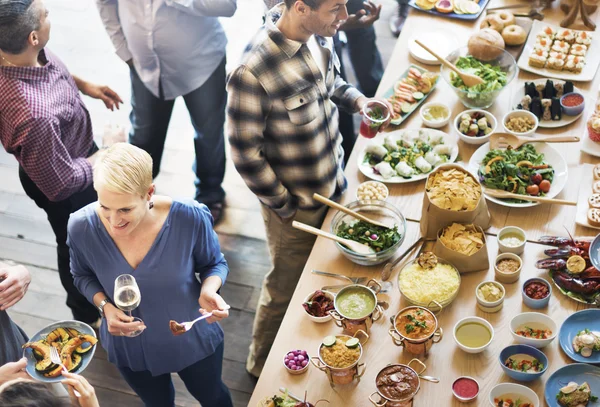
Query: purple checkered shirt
0 49 94 202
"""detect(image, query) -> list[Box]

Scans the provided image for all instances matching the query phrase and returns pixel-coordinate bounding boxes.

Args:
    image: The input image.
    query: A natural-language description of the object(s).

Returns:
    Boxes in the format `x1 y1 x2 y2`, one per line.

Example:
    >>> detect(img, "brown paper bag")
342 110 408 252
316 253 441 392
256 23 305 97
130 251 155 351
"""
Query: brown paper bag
420 164 491 239
433 223 490 274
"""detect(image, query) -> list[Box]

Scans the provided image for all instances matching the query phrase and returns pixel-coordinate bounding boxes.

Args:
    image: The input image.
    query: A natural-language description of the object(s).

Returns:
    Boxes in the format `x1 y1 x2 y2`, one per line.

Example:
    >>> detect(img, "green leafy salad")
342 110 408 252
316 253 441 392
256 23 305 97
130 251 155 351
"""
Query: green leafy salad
336 221 401 252
478 144 554 199
451 56 507 106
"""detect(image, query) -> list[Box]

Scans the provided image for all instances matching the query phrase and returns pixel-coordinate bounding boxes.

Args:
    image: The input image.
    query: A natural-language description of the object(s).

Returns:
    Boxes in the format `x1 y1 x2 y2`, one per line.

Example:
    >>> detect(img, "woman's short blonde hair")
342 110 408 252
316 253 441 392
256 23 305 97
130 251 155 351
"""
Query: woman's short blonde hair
93 143 153 197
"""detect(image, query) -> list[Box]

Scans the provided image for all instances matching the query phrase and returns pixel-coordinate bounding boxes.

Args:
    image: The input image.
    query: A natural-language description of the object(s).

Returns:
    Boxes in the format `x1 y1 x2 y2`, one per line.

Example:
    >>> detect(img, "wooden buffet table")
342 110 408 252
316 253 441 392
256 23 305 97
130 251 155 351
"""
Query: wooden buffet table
248 4 600 406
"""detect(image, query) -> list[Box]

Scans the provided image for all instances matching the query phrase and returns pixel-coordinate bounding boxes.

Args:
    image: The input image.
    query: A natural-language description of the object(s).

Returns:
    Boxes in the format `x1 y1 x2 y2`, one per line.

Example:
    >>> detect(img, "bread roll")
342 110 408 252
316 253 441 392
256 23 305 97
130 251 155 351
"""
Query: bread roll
468 29 505 61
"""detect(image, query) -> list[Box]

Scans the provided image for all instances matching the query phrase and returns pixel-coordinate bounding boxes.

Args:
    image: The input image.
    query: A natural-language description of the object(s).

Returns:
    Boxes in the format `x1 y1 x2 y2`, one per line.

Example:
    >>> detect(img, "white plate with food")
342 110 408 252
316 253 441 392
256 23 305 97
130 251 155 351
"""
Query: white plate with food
511 78 583 128
357 128 459 184
517 20 600 82
581 129 600 158
468 142 568 208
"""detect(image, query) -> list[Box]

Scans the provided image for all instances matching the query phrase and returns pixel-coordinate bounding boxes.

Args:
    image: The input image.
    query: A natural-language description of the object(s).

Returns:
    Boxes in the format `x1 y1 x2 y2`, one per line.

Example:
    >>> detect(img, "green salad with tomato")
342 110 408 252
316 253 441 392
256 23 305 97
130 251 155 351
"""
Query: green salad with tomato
478 144 554 199
336 220 402 252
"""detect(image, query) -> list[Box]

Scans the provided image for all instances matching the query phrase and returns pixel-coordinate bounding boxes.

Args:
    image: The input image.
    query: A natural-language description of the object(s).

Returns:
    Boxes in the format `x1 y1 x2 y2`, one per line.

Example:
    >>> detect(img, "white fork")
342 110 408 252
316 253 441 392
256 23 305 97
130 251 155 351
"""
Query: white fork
178 304 231 332
49 346 81 397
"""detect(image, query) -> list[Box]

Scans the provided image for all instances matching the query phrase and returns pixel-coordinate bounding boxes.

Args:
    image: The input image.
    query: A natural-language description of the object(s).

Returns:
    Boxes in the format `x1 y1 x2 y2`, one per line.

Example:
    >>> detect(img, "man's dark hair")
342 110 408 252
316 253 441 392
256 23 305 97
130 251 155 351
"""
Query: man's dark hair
284 0 326 10
0 0 41 54
0 380 71 407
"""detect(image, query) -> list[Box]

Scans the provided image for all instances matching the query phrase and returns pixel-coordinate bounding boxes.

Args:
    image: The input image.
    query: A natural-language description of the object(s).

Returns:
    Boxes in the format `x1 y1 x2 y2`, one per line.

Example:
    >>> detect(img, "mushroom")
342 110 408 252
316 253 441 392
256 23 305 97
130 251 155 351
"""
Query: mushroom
580 334 596 346
559 382 579 394
581 347 593 358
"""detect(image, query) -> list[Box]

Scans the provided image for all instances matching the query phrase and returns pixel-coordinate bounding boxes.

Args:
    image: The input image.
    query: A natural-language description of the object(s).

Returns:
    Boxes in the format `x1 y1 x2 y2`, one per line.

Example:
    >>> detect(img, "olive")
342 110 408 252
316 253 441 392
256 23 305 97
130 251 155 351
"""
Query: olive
526 184 540 196
539 179 551 193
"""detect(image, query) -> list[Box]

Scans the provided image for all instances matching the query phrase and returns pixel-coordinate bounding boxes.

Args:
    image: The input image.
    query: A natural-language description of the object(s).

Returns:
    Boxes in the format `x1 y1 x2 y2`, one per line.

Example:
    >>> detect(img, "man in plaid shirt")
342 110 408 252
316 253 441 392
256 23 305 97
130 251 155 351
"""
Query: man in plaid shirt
0 0 123 325
227 0 391 377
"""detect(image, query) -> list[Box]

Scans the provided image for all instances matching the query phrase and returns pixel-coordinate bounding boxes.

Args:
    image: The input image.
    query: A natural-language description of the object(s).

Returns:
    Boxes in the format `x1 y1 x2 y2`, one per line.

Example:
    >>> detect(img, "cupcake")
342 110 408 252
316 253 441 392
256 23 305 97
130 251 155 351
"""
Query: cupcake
588 115 600 142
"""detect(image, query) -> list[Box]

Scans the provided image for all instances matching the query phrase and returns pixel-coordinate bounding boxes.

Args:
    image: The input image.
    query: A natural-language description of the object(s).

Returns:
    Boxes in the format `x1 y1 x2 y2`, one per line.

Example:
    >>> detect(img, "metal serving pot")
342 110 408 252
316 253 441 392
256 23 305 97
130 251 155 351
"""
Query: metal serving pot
310 330 369 387
369 359 439 406
388 305 443 356
329 280 384 335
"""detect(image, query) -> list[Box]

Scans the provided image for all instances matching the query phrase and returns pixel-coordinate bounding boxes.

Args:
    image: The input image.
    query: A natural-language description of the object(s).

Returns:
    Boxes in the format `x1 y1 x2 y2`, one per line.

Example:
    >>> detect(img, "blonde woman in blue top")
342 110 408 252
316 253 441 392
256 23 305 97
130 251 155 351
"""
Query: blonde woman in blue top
67 143 233 407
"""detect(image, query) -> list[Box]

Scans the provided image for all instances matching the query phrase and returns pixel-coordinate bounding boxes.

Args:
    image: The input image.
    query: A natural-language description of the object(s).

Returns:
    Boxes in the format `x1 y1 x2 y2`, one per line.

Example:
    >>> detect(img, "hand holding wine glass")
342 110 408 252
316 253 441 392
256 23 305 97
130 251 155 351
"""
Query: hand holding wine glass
113 274 145 337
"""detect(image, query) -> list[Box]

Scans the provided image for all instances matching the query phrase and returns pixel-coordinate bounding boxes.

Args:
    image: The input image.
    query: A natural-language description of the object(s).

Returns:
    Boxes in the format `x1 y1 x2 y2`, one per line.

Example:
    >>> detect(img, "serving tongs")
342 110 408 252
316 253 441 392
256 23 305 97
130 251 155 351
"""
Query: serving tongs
313 193 392 229
292 221 375 255
483 188 577 206
489 133 580 149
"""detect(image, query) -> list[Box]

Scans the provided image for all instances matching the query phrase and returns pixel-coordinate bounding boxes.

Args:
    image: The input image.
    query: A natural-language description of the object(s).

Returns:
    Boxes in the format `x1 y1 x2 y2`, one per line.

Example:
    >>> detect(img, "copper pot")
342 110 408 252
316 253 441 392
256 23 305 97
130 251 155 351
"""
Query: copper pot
329 280 384 335
369 359 439 406
310 330 369 387
388 305 443 356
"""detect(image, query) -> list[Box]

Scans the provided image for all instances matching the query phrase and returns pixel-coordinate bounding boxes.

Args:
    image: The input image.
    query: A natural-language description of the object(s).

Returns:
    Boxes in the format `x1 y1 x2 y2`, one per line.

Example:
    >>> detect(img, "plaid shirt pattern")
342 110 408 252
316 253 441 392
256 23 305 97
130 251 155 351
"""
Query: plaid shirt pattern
0 49 94 202
226 5 363 218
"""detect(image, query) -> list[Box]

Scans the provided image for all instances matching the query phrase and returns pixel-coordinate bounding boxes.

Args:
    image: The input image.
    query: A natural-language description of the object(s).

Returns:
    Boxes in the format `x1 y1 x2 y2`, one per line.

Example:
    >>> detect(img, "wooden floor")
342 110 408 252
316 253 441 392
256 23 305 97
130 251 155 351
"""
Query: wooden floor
2 0 398 405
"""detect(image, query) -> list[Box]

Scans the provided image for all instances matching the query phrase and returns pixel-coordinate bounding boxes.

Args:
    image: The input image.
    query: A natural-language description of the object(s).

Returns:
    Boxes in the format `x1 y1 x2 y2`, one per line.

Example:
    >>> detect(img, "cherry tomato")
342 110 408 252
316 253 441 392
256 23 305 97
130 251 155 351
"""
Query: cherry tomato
539 179 551 193
526 184 540 196
531 173 542 185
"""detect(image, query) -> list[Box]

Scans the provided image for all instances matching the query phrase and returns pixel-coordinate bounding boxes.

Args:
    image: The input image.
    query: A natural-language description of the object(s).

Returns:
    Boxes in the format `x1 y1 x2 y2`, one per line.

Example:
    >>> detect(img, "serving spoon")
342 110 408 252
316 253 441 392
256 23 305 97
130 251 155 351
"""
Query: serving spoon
292 221 375 255
490 133 580 149
414 39 484 88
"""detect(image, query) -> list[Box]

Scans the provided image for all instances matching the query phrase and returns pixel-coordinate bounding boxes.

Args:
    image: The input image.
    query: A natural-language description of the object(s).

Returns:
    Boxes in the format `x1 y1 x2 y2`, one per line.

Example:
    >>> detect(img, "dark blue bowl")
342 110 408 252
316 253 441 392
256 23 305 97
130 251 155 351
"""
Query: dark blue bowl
560 92 585 116
499 344 548 382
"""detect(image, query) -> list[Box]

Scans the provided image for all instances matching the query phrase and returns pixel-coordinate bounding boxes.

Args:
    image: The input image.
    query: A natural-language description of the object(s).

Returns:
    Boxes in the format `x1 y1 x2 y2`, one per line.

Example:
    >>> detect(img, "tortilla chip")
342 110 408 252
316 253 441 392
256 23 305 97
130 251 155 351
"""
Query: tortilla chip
439 223 485 256
426 168 481 211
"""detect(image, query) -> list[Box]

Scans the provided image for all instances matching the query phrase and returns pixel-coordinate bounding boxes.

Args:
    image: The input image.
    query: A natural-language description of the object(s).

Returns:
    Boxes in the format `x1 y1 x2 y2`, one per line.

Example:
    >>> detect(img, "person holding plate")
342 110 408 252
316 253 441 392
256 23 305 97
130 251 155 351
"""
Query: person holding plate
68 143 233 407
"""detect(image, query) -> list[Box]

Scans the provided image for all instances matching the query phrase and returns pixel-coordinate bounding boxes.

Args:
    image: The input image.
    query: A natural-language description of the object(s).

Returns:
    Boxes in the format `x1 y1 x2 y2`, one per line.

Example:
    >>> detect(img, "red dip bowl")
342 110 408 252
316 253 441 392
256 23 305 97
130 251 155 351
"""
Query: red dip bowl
524 281 550 300
452 377 479 402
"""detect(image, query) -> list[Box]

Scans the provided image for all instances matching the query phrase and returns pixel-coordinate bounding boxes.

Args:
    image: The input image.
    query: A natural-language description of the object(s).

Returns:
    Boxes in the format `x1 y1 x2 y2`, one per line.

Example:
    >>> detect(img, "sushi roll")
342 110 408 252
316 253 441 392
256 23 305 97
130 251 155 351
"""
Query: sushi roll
525 82 538 98
433 144 453 156
424 151 442 166
529 49 548 69
365 142 388 160
564 81 574 95
554 80 565 98
530 97 543 119
569 44 587 56
542 99 552 121
414 156 432 173
521 95 532 111
395 161 414 178
374 162 396 179
576 31 592 46
551 97 561 121
427 131 444 146
384 135 399 151
544 80 555 98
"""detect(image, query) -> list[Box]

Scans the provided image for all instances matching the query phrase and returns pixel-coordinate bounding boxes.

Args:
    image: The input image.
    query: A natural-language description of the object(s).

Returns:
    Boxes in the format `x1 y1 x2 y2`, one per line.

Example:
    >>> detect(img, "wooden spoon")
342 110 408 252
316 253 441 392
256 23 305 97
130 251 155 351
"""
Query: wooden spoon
292 221 375 255
414 39 485 88
313 193 392 229
490 133 580 149
483 188 576 206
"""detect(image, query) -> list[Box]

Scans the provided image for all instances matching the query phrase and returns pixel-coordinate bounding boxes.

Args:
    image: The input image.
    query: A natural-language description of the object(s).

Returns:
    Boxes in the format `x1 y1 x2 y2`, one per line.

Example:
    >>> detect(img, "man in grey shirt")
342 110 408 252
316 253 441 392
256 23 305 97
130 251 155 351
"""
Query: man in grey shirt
0 264 31 381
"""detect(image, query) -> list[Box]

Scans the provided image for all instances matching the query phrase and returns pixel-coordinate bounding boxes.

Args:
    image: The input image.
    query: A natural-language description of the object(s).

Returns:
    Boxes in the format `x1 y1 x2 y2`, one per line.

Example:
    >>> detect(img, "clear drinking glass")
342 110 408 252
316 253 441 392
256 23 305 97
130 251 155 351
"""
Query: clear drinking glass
360 100 390 139
114 274 144 337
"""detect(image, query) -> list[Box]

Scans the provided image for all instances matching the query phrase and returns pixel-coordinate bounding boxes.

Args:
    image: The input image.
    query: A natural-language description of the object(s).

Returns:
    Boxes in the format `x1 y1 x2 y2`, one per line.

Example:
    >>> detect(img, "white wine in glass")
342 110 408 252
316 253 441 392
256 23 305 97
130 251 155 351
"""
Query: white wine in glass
114 274 144 337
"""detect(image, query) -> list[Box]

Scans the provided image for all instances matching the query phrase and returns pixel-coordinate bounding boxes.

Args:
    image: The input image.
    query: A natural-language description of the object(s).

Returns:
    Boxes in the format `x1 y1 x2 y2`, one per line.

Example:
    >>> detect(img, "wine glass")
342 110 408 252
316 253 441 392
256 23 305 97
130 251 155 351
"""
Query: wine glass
114 274 144 337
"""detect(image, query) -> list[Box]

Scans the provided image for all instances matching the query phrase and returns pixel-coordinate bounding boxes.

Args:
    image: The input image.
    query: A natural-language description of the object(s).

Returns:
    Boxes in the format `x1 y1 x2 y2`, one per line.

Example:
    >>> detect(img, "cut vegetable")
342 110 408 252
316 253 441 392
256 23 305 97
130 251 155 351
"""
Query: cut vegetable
345 338 360 348
322 336 337 347
401 102 413 114
412 92 424 100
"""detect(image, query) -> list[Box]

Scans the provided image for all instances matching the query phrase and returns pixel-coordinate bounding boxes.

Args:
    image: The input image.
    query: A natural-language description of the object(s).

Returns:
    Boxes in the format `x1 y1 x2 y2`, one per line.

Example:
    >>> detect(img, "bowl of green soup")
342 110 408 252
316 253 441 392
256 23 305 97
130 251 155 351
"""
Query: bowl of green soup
453 316 494 354
330 282 383 335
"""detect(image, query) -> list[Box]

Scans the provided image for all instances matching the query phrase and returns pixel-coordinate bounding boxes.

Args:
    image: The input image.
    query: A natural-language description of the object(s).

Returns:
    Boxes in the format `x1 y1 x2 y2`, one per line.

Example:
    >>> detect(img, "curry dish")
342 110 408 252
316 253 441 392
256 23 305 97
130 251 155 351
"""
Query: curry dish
395 308 436 340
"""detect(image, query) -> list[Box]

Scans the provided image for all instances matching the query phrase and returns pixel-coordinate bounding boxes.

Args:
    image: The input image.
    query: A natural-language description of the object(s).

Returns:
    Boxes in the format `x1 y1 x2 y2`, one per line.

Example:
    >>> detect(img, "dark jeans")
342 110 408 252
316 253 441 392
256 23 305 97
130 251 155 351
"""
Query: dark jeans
18 145 100 324
129 57 227 205
118 342 233 407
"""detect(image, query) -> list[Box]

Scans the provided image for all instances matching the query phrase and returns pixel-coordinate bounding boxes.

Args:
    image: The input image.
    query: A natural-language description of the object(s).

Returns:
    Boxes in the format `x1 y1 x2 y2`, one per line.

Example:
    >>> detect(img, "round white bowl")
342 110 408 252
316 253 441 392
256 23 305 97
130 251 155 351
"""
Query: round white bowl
497 226 526 255
502 110 539 137
475 281 505 313
489 383 540 407
494 253 523 284
510 312 558 349
356 180 389 201
302 290 334 323
453 316 494 354
453 109 497 145
420 102 451 129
